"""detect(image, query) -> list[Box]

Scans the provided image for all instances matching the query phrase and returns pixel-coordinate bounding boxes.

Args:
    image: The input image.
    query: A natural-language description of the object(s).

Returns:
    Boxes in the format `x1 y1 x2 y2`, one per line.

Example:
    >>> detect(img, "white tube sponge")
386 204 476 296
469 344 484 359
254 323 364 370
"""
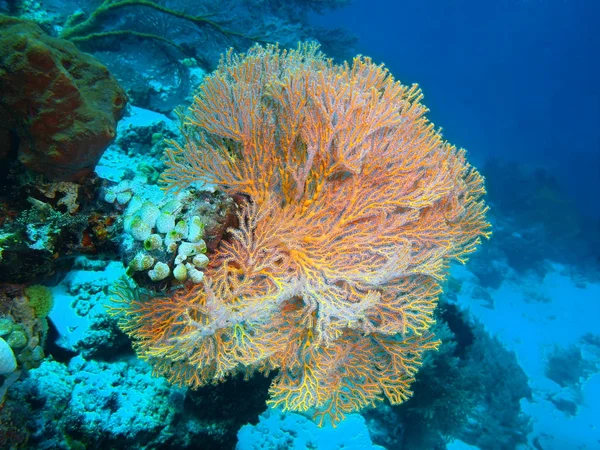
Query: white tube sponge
143 234 163 251
178 241 206 258
185 263 205 283
124 195 144 217
129 216 152 241
139 202 161 228
174 220 188 240
161 198 182 215
148 262 170 281
104 189 117 204
116 191 133 205
188 216 205 243
123 212 136 234
164 230 183 251
129 253 155 271
156 212 176 234
0 337 17 375
192 254 210 268
173 263 187 282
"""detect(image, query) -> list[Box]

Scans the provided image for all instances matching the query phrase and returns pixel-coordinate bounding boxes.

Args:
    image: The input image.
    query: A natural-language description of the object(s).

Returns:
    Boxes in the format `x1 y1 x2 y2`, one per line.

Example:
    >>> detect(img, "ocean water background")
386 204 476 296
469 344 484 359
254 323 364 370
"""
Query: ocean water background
311 0 600 217
0 1 599 449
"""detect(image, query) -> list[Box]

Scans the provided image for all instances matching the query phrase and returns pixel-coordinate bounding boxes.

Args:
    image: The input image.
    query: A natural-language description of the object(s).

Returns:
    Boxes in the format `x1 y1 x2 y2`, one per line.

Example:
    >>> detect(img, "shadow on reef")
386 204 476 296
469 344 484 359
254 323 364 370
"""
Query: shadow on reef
364 300 532 450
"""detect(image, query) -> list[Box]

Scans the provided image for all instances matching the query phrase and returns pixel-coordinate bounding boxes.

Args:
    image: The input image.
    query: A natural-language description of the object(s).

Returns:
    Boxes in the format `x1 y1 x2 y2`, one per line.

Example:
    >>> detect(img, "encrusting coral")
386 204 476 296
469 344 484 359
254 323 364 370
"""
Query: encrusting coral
23 285 54 319
110 43 491 426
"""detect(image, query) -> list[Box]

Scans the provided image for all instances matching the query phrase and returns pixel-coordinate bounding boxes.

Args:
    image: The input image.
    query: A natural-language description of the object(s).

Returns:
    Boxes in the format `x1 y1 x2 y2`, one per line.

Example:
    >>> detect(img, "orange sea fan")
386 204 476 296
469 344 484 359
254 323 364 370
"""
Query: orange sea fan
111 43 490 426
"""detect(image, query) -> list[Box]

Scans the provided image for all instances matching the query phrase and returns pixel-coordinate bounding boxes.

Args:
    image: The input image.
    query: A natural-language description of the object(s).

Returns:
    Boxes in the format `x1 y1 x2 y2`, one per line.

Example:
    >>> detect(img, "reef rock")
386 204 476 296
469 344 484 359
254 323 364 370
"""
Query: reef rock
0 15 127 181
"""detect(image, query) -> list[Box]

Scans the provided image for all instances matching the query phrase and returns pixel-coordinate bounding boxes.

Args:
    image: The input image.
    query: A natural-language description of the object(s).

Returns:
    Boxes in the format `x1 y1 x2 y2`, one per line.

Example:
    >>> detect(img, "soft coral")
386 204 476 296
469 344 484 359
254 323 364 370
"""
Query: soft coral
111 43 490 425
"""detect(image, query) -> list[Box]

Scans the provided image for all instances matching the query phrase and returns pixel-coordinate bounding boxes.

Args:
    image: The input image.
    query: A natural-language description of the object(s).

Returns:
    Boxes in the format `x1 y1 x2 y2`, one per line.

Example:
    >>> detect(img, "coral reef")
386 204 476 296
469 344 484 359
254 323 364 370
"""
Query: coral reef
95 106 178 182
0 14 126 283
117 188 210 283
111 44 490 425
0 284 50 372
543 334 600 417
4 357 197 449
0 173 120 284
100 174 236 288
0 280 53 437
114 108 180 160
23 285 54 318
0 255 275 449
0 1 595 448
0 14 127 181
47 258 128 356
1 354 273 449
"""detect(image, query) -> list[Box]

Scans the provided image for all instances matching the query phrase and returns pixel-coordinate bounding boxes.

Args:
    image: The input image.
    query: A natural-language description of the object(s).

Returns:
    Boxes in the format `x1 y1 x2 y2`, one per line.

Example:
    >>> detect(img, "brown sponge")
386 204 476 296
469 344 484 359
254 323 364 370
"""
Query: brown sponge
0 15 127 181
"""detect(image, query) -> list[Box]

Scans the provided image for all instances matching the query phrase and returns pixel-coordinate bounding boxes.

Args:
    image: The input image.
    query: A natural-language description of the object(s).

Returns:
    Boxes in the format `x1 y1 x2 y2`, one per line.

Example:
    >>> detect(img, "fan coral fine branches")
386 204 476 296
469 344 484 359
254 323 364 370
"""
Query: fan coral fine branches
110 43 490 426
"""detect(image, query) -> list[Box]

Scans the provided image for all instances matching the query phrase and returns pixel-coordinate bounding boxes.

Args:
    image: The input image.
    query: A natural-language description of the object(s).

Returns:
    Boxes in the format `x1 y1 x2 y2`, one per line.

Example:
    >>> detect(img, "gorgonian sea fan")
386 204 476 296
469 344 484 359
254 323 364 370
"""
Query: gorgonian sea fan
110 43 490 426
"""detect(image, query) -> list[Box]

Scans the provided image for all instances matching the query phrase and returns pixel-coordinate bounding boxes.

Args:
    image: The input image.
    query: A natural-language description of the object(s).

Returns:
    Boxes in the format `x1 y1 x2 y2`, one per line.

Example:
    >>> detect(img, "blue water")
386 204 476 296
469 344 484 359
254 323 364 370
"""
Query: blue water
311 0 600 217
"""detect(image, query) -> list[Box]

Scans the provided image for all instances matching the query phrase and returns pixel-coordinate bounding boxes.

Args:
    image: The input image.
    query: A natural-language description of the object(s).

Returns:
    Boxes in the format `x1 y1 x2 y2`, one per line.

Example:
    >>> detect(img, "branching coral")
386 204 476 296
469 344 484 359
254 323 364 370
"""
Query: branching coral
110 43 490 425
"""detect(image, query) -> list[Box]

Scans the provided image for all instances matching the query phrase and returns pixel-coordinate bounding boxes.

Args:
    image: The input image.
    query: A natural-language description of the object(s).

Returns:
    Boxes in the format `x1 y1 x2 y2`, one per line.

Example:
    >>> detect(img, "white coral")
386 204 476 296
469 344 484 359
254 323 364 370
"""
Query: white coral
144 234 163 251
129 216 151 241
192 254 209 268
178 241 205 258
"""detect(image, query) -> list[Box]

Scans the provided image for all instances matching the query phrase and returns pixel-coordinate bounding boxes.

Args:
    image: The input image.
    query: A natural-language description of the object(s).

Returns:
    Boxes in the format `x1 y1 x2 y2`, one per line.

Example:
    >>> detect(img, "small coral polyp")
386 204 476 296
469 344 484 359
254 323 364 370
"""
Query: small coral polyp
111 44 490 426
